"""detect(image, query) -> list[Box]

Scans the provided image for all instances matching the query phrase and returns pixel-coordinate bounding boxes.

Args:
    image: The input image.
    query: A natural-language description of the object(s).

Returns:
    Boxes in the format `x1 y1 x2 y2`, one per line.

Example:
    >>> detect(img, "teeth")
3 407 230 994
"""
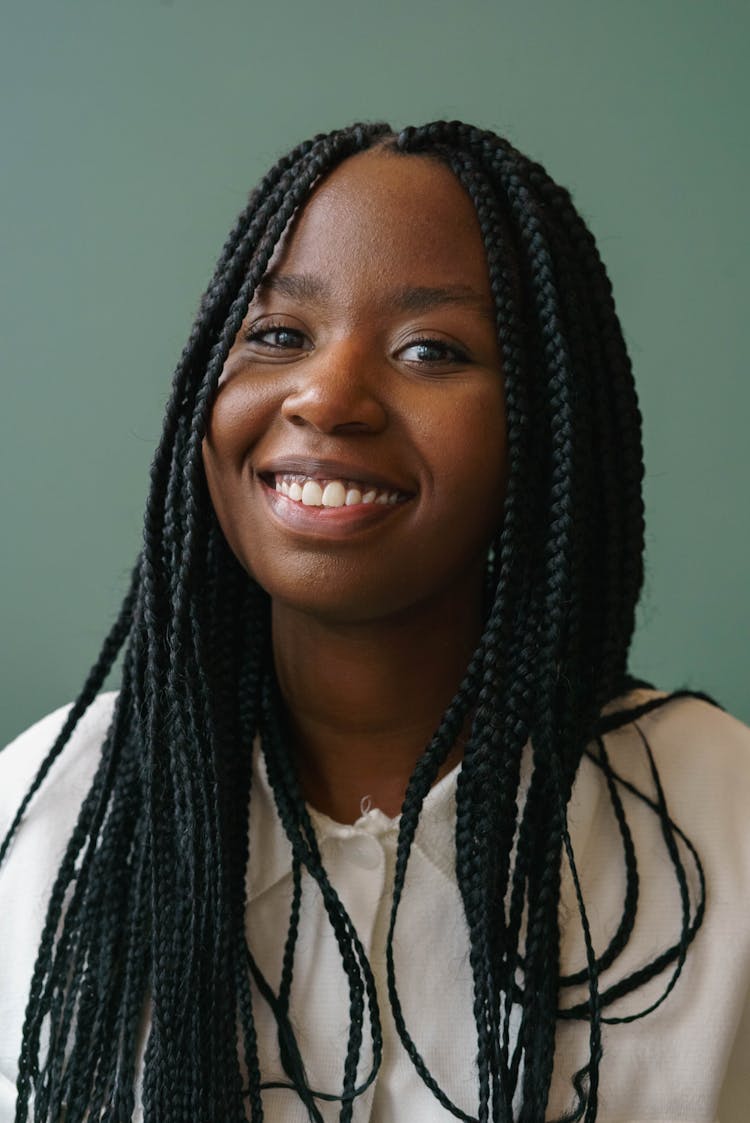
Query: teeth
301 480 323 506
322 481 347 507
273 474 402 508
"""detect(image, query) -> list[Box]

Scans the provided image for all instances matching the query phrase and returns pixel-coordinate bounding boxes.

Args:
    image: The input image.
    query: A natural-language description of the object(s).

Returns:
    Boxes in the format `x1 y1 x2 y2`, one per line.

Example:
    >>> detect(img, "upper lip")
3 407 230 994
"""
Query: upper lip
256 456 414 494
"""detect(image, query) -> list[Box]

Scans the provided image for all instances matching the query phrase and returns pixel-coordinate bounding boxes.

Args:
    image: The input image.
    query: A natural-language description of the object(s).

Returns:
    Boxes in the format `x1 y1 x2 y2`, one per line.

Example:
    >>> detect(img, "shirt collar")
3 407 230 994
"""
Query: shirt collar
245 689 652 905
246 738 462 902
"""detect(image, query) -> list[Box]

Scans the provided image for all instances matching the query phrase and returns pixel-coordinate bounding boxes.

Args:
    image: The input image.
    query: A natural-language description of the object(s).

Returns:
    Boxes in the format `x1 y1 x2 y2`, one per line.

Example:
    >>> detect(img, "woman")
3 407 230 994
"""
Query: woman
1 121 748 1122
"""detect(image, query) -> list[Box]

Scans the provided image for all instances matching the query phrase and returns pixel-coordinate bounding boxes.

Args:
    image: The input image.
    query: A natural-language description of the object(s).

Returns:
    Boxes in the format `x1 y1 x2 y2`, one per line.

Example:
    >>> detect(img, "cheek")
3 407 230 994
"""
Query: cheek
201 377 280 503
451 408 507 551
201 390 260 558
203 380 262 464
425 385 507 509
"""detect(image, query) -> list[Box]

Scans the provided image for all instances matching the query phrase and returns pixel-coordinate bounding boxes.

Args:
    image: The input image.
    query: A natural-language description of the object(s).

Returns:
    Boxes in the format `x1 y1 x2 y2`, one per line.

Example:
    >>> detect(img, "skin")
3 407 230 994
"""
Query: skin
203 147 507 822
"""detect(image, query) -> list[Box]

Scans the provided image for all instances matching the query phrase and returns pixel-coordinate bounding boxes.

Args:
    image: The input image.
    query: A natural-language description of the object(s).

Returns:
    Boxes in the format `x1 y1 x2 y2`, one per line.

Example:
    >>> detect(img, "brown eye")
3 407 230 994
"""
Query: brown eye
399 337 469 364
245 324 307 350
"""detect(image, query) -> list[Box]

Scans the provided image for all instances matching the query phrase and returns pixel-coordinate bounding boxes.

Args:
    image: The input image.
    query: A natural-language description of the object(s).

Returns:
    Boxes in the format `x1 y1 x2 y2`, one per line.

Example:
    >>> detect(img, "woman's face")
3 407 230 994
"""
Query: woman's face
202 148 507 624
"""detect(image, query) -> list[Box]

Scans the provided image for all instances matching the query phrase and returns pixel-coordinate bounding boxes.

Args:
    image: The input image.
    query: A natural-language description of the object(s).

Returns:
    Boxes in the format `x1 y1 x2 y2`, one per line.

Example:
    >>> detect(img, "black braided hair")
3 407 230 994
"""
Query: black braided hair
1 120 712 1122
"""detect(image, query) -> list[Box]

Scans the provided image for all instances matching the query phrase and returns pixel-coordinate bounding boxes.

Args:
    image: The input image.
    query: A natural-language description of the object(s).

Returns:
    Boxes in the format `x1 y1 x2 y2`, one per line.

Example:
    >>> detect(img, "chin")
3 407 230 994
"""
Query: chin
266 585 409 627
246 548 490 629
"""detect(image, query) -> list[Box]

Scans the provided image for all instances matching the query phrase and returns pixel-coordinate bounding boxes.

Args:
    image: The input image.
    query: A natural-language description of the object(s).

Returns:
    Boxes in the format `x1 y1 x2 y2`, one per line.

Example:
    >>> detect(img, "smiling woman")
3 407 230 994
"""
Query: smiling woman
203 150 507 804
1 121 749 1123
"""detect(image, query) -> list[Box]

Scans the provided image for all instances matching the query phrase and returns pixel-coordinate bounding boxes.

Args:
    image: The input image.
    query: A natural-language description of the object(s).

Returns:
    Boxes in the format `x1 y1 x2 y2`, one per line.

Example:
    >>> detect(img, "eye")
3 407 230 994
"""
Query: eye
244 321 309 352
398 337 469 366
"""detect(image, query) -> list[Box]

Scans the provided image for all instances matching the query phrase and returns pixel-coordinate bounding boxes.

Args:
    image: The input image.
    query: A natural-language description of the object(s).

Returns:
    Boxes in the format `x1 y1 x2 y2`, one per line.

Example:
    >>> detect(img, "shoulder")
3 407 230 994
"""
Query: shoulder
0 693 119 1088
602 687 750 793
597 687 750 885
634 686 750 749
596 691 750 1117
0 692 119 837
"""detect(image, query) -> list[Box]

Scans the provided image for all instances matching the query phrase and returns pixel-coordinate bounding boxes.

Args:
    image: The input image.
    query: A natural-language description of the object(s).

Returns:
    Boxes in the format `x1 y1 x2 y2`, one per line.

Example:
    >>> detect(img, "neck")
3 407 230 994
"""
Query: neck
271 585 483 823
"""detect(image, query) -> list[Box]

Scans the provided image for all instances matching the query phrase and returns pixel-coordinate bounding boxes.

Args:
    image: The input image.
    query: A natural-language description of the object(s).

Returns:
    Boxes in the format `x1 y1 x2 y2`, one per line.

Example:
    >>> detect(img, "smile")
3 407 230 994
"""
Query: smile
270 473 407 508
257 471 413 539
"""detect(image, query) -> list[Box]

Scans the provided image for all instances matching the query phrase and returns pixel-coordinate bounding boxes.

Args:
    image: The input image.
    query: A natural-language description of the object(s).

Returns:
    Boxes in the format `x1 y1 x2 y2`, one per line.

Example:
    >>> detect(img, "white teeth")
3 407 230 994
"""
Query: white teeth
322 481 347 507
301 480 323 506
274 475 402 508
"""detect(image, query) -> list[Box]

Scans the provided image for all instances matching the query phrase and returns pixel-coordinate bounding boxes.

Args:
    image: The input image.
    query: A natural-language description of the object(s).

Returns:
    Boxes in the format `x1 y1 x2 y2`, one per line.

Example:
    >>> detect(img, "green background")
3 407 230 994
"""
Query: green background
1 0 748 744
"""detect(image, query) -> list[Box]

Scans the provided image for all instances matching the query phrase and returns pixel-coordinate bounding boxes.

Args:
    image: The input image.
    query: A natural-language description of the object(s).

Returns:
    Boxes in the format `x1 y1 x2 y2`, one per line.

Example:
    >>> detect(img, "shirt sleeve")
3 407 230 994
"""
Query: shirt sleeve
718 971 750 1122
0 693 117 1103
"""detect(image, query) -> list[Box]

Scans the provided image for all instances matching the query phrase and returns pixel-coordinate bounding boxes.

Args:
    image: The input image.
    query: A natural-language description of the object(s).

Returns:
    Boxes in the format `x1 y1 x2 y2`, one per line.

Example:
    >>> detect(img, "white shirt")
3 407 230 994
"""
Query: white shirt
1 689 749 1122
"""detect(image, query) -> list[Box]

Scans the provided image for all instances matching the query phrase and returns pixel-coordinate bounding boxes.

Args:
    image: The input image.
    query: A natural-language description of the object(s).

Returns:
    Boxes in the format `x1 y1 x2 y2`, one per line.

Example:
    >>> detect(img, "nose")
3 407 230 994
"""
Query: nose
280 339 388 435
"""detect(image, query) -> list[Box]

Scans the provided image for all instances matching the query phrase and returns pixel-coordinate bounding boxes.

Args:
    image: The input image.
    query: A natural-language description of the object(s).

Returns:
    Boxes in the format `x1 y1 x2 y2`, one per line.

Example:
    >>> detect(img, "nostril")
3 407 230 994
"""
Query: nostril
285 415 380 434
281 385 388 435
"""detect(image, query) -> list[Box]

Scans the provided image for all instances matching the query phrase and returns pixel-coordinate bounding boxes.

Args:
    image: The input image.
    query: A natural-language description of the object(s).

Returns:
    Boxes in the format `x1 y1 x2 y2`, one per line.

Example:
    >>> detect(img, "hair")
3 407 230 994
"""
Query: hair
0 120 713 1122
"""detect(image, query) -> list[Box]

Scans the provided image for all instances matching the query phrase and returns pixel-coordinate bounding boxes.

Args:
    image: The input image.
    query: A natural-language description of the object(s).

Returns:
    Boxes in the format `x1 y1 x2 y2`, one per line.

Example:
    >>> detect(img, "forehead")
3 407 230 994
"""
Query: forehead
262 148 492 298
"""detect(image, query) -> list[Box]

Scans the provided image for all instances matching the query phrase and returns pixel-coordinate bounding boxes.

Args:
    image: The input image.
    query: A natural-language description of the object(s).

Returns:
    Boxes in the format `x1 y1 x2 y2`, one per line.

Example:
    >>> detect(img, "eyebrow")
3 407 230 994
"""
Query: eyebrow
256 272 495 319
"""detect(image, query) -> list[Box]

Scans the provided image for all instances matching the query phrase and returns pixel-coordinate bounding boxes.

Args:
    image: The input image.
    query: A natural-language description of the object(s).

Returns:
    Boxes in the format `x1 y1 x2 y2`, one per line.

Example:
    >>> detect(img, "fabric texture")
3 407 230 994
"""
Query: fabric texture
1 690 749 1122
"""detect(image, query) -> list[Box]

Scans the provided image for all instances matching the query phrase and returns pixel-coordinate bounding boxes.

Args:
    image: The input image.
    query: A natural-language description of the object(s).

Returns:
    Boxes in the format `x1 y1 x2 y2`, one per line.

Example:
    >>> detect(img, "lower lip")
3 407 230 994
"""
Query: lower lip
260 480 411 538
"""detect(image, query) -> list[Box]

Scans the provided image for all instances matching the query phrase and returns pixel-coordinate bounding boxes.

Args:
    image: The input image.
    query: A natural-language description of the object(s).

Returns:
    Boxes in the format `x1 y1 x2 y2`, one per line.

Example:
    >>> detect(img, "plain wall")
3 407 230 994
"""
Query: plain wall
1 0 748 743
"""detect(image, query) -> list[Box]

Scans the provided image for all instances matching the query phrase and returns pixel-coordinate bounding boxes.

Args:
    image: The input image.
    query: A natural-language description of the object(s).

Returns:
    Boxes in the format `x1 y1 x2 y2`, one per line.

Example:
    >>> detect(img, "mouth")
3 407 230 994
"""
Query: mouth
259 471 409 509
256 458 415 511
254 460 415 538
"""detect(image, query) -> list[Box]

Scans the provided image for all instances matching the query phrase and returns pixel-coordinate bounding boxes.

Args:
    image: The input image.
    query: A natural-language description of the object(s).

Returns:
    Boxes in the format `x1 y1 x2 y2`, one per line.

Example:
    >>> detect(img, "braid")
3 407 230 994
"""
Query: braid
1 119 707 1122
389 120 705 1121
